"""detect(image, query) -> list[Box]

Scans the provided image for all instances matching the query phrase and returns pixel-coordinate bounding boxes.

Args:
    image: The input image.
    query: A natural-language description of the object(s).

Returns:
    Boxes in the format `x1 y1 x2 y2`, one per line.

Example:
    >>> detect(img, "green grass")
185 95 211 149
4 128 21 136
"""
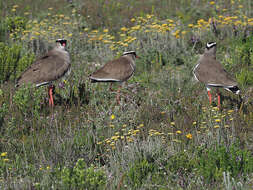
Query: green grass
1 0 253 189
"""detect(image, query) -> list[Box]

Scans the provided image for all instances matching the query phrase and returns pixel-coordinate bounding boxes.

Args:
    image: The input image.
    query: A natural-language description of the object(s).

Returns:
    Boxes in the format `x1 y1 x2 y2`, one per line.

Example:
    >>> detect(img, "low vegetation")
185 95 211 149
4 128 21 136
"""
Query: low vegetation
0 0 253 189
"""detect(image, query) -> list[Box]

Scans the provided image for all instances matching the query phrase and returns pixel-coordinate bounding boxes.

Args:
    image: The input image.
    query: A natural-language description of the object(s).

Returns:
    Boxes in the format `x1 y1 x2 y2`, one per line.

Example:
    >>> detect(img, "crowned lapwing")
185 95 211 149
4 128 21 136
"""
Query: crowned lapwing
17 39 71 107
193 42 240 108
89 51 138 104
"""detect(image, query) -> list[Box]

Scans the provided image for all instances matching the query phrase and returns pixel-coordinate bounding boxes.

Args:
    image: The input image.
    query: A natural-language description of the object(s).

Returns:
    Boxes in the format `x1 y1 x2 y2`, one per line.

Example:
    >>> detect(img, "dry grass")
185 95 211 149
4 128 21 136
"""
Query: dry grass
1 0 253 189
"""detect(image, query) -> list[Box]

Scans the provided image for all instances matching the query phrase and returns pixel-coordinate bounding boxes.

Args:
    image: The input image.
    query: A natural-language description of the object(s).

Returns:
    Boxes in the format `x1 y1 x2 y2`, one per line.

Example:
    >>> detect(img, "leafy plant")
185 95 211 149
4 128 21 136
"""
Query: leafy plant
127 159 156 189
58 159 107 190
196 143 253 183
0 43 34 83
13 85 45 118
5 16 27 34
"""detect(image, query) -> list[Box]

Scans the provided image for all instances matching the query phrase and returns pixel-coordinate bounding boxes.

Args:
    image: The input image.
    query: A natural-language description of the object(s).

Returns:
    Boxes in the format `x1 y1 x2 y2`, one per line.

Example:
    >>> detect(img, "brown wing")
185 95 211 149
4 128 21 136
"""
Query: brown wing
90 56 134 82
195 57 238 87
17 49 70 87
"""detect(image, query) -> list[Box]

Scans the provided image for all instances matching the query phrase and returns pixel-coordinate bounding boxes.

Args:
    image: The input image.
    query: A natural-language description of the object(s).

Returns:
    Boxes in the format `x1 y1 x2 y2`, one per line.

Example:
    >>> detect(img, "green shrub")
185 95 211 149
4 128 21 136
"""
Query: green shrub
166 151 194 176
236 68 253 87
0 42 34 83
5 16 27 34
196 143 253 183
127 159 156 189
59 159 106 190
13 85 45 118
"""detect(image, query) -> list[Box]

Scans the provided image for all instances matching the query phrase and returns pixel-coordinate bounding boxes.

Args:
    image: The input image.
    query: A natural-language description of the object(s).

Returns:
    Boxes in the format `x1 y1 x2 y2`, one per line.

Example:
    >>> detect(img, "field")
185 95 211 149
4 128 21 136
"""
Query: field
1 0 253 189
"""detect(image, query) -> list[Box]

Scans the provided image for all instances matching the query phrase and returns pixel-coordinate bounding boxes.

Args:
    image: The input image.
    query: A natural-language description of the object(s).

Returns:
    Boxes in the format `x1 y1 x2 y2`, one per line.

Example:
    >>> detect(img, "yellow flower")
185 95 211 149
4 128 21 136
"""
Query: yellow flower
186 133 192 139
215 119 221 122
214 125 220 128
1 152 7 157
11 9 16 12
170 122 175 126
181 31 187 35
176 130 182 134
109 124 115 128
91 30 98 33
34 31 40 36
172 139 181 143
46 166 50 170
210 1 215 5
115 132 120 135
103 29 109 33
146 14 153 19
121 27 128 32
72 9 76 14
110 114 115 120
193 121 197 125
131 25 141 30
167 19 174 23
131 18 136 22
154 131 161 135
139 124 144 128
13 5 19 9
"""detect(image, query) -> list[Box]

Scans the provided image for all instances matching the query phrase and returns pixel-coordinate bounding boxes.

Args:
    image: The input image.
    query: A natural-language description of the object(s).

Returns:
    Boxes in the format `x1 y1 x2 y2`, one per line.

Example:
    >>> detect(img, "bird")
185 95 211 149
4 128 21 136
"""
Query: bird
193 42 240 108
16 39 71 107
89 51 138 104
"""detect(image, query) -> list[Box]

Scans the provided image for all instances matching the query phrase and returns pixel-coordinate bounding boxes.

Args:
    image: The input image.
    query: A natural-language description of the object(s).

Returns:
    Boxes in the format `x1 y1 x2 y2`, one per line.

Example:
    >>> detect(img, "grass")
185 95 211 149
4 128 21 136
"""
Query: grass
1 0 253 189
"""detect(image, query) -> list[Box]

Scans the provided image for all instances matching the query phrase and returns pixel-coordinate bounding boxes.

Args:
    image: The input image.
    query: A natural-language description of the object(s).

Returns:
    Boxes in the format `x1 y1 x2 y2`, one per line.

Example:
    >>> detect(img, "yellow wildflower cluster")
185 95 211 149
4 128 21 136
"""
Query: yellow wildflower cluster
195 106 236 135
10 8 80 43
1 152 9 162
97 123 145 150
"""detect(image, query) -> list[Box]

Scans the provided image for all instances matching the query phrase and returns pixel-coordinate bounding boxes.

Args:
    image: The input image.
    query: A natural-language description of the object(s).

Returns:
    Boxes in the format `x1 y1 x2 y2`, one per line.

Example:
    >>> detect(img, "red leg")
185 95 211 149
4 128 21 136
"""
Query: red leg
207 91 212 105
48 85 54 107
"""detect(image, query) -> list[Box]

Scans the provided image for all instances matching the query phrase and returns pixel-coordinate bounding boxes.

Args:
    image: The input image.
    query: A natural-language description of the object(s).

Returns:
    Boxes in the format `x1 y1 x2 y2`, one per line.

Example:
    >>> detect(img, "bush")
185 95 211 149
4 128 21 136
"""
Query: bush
6 16 27 37
13 85 45 118
58 159 107 190
196 143 253 183
0 42 34 83
127 159 156 189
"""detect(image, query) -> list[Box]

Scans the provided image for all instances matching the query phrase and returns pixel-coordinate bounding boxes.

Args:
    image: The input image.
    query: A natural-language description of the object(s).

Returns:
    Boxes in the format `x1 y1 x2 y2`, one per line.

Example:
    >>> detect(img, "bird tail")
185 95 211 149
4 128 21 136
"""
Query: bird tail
227 86 240 94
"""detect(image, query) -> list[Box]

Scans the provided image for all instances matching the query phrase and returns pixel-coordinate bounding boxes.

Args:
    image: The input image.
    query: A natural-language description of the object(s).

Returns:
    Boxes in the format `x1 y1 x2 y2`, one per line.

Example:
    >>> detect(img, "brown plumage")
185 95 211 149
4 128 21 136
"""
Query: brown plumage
194 54 238 88
193 42 240 108
89 51 138 104
89 51 137 83
16 39 70 107
17 40 70 87
193 42 239 94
